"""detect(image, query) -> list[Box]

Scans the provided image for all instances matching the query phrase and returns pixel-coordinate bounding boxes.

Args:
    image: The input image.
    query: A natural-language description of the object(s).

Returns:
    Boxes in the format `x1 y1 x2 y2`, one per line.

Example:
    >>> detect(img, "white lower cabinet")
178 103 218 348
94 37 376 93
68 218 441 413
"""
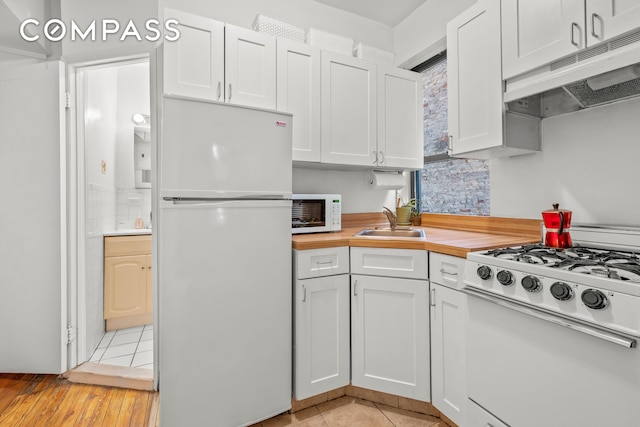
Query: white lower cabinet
293 248 350 400
430 252 467 427
350 247 430 401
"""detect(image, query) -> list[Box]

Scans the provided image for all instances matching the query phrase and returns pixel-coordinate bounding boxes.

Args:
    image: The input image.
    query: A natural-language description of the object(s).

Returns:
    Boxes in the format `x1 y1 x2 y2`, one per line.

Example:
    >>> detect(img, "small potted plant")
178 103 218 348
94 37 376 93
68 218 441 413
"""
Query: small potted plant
396 198 416 225
410 208 422 226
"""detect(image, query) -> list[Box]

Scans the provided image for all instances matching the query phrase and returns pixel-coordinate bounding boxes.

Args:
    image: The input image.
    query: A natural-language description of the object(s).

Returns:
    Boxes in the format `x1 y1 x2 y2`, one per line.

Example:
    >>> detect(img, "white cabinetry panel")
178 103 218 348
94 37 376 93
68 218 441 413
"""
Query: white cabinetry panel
377 66 423 169
163 8 224 101
587 0 640 45
351 247 428 280
351 274 430 401
447 0 503 155
293 274 350 400
502 0 585 79
225 24 277 109
277 40 321 162
320 51 377 166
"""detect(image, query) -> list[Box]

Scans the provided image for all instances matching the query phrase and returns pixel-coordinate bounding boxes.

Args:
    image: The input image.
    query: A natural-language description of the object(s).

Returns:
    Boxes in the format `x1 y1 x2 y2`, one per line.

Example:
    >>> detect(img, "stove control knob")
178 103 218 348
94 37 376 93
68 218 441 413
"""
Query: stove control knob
581 289 609 310
477 265 493 281
496 270 514 286
521 275 542 293
550 282 574 301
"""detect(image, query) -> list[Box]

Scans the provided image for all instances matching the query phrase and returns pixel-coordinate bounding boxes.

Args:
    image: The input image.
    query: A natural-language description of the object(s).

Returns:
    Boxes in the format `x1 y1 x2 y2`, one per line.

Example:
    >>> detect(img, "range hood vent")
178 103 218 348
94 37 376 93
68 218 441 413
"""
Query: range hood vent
505 28 640 118
564 65 640 107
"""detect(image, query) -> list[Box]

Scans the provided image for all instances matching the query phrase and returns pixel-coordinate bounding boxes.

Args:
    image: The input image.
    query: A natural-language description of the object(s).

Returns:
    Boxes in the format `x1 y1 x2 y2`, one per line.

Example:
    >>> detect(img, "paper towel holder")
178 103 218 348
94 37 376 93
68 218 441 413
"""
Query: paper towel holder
369 169 405 190
369 169 404 184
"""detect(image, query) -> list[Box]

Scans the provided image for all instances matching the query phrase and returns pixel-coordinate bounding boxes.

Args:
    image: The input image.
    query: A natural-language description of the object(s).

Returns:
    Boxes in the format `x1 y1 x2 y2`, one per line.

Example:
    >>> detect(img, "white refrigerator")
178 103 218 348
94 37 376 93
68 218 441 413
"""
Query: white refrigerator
157 96 293 426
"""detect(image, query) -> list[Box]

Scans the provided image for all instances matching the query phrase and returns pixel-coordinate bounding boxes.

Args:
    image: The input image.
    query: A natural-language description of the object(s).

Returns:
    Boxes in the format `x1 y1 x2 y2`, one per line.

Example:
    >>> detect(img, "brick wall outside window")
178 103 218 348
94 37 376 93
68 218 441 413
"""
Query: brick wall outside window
418 56 490 216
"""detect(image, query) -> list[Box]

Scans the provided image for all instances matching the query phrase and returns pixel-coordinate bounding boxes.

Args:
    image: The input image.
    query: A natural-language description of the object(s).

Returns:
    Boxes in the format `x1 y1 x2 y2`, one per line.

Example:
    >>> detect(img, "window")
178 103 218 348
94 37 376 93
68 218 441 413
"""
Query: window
414 53 490 216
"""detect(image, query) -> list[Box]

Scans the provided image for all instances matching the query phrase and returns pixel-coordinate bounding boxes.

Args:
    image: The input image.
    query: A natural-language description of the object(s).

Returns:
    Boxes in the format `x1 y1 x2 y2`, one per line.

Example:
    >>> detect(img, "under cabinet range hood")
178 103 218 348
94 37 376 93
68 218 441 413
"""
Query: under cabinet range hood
504 28 640 118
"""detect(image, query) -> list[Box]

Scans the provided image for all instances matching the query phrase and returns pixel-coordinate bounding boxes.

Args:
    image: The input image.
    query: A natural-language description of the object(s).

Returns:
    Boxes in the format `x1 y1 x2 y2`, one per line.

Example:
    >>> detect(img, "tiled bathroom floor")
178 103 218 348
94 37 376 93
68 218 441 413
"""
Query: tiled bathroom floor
90 324 153 370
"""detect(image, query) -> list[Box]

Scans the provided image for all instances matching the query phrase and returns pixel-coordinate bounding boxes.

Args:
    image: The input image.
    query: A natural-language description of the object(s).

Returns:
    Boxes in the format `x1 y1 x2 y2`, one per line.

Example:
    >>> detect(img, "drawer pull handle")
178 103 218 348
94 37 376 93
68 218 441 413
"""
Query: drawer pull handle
141 266 145 270
440 268 458 276
316 260 334 265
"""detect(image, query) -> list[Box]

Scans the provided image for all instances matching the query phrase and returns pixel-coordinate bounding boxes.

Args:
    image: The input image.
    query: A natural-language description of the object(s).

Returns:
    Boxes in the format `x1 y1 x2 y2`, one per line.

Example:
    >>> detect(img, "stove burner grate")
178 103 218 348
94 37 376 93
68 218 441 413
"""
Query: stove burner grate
483 244 640 282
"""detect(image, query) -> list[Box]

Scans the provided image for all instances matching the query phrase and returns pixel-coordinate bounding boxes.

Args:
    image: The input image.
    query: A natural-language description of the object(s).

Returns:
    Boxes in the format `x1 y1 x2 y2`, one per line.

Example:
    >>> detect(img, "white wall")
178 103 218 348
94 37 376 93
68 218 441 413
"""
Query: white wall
491 97 640 226
293 168 410 214
160 0 394 51
115 61 152 229
84 66 118 357
61 0 157 63
85 66 117 188
115 62 149 188
393 0 476 68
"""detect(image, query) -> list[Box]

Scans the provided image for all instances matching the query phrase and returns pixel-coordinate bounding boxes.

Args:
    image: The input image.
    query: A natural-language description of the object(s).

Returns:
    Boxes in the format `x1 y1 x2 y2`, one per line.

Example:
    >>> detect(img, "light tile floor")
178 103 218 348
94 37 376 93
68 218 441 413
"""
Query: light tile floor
250 396 449 427
90 324 153 370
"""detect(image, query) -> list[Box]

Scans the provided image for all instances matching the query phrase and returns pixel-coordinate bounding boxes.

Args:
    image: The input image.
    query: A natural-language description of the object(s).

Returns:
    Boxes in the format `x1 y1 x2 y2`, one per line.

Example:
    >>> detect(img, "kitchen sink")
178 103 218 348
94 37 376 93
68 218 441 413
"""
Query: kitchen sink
354 228 426 238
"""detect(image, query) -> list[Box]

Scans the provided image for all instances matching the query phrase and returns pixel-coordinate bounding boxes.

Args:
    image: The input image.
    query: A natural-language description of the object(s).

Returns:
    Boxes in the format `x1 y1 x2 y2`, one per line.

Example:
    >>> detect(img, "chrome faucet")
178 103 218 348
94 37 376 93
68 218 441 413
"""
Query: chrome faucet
383 207 398 230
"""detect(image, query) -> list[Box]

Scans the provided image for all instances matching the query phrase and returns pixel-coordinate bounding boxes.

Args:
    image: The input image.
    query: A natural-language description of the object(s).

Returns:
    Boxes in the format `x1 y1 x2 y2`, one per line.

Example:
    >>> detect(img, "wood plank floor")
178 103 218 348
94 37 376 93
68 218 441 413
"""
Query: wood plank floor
0 373 159 427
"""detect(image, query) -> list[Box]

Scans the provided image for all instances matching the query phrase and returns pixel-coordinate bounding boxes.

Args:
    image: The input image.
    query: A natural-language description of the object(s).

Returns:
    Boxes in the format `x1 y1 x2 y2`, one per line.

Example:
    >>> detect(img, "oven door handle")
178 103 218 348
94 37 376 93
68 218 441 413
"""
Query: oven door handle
462 286 638 349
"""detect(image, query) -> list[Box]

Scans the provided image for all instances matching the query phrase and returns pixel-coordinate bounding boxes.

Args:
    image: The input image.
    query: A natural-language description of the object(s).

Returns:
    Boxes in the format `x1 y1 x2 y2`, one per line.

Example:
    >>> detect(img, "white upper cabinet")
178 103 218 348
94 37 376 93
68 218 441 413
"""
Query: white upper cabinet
277 40 321 162
225 24 277 109
502 0 640 79
502 0 586 80
447 0 503 155
320 51 377 166
447 0 540 158
163 8 225 101
162 10 276 109
587 0 640 45
377 66 423 169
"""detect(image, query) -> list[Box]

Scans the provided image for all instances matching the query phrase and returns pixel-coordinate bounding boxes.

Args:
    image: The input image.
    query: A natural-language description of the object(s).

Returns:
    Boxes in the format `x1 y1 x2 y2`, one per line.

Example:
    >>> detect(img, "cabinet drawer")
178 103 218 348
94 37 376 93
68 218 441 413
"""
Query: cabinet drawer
429 252 465 290
350 247 428 280
294 247 349 279
104 235 152 257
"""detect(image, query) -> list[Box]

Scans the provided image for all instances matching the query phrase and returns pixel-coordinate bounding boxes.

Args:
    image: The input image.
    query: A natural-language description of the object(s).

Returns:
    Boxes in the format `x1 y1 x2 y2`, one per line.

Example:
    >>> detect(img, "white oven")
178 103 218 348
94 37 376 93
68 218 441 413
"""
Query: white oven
463 225 640 427
291 194 341 234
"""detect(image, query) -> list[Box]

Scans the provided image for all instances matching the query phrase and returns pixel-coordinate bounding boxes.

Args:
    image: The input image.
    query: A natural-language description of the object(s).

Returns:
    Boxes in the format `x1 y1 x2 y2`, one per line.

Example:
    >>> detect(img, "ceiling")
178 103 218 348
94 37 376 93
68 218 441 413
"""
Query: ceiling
312 0 426 27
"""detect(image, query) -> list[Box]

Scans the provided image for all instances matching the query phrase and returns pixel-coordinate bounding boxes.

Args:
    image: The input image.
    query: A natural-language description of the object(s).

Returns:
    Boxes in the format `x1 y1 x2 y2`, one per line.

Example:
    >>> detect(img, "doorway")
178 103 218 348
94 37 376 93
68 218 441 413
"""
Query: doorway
71 57 154 384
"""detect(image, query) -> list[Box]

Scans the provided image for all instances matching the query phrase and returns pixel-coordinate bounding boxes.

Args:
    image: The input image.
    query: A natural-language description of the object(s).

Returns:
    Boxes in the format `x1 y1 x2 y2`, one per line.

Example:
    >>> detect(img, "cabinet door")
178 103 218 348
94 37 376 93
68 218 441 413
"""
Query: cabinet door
146 254 153 314
277 40 321 162
224 24 277 109
321 52 377 166
294 275 350 400
587 0 640 45
104 255 148 319
430 283 467 427
502 0 585 79
163 8 224 101
447 0 503 155
351 274 430 401
377 66 423 169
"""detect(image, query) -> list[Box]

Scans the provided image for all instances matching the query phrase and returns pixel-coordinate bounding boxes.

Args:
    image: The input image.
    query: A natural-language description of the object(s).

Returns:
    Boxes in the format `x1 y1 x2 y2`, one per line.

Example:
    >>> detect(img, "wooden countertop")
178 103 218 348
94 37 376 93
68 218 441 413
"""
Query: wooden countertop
292 213 542 258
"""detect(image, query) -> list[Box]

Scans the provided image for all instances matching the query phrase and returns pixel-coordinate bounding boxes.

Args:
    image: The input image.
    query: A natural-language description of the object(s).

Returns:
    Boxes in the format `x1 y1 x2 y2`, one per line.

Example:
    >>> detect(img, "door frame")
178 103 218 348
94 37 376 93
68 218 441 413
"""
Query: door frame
68 55 155 388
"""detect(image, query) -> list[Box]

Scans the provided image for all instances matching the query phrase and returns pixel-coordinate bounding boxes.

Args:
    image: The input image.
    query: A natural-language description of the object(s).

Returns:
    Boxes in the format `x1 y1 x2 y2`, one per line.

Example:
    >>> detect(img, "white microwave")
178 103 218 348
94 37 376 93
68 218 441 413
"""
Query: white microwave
291 194 341 234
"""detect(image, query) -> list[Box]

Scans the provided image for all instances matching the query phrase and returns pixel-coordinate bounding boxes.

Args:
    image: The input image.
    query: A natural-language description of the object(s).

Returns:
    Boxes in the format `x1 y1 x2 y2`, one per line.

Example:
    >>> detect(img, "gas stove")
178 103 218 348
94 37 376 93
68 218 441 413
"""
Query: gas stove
464 225 640 338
